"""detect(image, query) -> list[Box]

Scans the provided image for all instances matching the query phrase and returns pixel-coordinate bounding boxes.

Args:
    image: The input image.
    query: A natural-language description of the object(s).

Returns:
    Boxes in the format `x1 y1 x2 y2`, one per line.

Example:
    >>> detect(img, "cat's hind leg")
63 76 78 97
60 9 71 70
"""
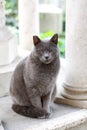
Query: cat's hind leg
12 104 47 118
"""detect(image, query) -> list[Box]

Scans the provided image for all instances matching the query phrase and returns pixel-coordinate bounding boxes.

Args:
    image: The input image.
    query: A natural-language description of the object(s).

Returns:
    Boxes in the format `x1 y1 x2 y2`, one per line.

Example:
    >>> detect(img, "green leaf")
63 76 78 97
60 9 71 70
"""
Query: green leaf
40 31 54 39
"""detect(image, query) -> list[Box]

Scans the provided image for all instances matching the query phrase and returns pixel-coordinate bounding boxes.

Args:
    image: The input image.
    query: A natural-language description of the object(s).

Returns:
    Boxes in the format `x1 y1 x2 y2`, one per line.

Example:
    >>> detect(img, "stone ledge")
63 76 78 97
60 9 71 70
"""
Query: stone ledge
0 96 87 130
0 96 84 130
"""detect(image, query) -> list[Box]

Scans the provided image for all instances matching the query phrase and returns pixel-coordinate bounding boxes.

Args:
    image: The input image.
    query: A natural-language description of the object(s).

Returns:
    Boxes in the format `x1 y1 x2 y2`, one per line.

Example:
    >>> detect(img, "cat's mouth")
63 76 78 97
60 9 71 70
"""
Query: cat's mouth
41 59 52 64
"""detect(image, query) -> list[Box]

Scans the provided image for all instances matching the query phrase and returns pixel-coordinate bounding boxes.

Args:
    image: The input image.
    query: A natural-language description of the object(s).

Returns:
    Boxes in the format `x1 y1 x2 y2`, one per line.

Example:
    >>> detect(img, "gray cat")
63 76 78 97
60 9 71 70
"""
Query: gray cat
10 34 60 118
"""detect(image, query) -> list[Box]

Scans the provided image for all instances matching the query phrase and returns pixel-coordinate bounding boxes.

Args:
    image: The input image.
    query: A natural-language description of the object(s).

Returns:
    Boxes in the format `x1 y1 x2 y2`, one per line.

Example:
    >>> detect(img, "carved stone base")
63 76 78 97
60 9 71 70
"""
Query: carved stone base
61 83 87 100
55 82 87 109
55 95 87 109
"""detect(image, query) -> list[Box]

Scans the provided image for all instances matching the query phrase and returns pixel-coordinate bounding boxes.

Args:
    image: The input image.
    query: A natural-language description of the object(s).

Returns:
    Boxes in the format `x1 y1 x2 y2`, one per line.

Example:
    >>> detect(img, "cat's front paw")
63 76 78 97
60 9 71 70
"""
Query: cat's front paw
45 107 53 118
38 112 52 119
45 112 51 119
38 107 52 119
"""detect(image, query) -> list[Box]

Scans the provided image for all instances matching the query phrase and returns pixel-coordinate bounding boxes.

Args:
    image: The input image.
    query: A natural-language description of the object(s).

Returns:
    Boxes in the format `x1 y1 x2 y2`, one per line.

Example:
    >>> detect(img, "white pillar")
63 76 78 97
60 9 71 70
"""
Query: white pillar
18 0 39 50
0 0 18 65
55 0 87 108
0 0 5 27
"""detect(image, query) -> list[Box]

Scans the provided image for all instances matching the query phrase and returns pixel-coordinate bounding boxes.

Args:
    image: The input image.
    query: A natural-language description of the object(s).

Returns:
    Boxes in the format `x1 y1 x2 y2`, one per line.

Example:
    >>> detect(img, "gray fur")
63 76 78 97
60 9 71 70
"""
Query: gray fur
10 34 60 118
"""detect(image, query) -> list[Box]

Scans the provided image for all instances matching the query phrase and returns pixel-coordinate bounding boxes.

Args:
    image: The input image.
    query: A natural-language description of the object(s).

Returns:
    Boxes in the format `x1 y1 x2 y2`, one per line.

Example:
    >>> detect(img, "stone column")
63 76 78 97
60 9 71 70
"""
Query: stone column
0 0 18 97
55 0 87 108
18 0 39 50
0 0 5 27
0 0 18 65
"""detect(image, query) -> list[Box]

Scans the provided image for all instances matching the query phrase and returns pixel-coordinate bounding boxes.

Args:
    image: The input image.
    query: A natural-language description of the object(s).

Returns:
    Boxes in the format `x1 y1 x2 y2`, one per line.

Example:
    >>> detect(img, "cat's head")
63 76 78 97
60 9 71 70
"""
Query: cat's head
33 34 59 64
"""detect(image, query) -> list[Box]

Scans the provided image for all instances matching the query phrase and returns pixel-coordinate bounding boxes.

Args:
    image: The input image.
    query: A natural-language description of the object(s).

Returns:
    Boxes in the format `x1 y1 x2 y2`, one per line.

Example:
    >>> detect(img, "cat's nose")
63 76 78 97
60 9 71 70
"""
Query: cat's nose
44 53 50 60
45 56 49 60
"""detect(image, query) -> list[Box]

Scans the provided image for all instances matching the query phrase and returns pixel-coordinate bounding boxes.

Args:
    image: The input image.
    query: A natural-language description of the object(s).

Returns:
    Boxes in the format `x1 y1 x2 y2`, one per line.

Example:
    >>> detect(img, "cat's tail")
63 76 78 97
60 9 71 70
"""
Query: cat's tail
12 104 47 118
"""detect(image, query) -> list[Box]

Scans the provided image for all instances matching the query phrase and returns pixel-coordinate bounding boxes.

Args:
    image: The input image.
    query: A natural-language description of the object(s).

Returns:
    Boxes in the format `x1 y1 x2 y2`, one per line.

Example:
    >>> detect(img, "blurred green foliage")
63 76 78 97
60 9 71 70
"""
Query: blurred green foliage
6 0 18 33
40 31 65 57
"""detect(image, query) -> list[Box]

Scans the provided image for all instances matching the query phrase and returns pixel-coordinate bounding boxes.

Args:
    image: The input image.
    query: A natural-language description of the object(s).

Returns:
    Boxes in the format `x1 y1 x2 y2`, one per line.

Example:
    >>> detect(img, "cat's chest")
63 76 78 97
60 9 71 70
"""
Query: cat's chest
29 60 59 95
33 61 59 83
36 62 58 75
34 65 57 95
37 76 56 95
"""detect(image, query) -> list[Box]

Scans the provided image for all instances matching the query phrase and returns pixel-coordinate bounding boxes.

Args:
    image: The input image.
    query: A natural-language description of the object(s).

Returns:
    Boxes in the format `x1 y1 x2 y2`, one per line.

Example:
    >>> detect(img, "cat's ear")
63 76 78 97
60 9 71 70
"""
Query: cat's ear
50 33 58 45
33 36 41 46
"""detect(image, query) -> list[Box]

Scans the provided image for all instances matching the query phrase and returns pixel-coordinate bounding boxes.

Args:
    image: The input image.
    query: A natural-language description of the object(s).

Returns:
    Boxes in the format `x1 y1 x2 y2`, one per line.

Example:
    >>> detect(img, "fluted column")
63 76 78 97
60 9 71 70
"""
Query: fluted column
18 0 39 50
55 0 87 108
